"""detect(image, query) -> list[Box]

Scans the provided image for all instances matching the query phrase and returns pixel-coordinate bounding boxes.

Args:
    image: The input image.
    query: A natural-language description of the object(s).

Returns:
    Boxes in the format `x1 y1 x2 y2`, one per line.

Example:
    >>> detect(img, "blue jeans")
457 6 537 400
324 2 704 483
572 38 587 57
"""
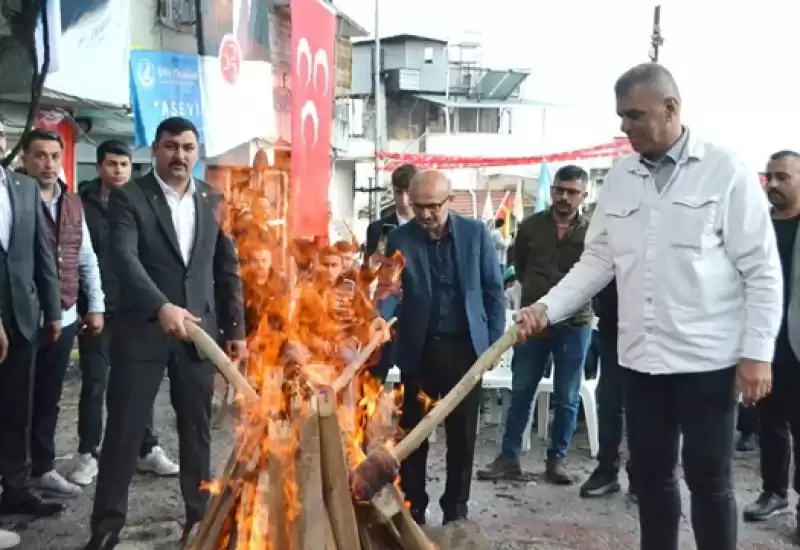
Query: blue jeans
501 323 591 460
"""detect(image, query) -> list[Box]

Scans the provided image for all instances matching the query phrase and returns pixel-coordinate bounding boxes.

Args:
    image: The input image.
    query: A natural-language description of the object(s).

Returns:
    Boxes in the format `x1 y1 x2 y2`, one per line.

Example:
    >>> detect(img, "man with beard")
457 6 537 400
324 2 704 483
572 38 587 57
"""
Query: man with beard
69 140 178 487
515 63 781 550
21 129 106 499
741 150 800 532
85 117 246 549
478 165 592 485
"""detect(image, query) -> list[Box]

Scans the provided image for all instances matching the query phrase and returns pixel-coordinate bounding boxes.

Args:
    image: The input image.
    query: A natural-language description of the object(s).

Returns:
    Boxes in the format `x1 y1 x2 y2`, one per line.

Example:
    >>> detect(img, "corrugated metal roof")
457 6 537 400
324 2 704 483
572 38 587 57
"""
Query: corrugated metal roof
413 93 559 109
354 33 448 45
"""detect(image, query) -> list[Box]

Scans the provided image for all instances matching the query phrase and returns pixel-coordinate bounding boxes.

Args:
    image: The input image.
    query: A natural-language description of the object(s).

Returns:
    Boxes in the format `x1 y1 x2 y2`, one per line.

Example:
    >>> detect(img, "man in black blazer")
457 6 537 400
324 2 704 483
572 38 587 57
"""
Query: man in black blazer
0 166 63 517
365 164 417 381
85 117 246 549
364 163 417 257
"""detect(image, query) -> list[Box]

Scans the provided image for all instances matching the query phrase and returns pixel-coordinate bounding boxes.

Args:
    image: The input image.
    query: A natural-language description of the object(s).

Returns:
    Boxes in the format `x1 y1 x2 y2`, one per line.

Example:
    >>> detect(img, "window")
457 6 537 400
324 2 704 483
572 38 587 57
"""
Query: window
158 0 196 31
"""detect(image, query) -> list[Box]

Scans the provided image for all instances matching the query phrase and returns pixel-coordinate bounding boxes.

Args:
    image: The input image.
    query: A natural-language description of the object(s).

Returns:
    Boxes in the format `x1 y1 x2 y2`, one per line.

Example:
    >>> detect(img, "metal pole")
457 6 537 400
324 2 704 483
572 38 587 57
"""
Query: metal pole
649 5 663 63
371 0 383 221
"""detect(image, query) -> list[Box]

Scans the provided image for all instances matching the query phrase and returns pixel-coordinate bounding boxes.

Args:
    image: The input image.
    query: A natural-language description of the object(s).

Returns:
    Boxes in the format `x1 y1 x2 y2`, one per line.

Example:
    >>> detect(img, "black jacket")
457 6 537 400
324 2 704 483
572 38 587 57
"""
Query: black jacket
78 179 118 315
109 173 245 362
365 212 400 257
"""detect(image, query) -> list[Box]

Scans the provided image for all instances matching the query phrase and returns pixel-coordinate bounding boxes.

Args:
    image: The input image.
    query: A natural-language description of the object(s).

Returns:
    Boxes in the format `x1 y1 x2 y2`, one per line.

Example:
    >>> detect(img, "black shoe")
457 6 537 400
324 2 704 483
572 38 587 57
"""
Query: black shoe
441 502 467 525
736 433 758 452
0 489 64 516
545 457 575 486
580 467 621 498
476 456 522 481
742 492 789 522
442 512 467 525
83 532 120 550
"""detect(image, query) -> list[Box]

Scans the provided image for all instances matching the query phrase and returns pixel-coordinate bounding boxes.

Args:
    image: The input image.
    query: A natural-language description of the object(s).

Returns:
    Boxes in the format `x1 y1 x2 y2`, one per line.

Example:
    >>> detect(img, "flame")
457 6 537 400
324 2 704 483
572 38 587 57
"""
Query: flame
201 154 406 549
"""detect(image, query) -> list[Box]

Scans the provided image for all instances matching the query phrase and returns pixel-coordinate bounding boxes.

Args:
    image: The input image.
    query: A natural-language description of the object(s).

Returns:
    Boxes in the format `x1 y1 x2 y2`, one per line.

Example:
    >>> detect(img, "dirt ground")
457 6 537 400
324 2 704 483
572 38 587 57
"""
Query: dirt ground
4 375 799 549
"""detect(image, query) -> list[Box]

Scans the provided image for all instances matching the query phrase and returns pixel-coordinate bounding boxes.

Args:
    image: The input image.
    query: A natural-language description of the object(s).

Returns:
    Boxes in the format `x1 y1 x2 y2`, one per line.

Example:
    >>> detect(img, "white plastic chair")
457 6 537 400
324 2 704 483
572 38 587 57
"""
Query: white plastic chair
524 360 599 457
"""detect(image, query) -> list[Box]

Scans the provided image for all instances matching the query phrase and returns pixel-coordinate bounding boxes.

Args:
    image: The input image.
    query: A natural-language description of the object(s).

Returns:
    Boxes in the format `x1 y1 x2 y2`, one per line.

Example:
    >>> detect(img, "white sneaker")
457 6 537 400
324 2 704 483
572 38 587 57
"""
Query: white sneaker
29 470 82 498
68 453 99 486
137 446 179 477
0 528 20 549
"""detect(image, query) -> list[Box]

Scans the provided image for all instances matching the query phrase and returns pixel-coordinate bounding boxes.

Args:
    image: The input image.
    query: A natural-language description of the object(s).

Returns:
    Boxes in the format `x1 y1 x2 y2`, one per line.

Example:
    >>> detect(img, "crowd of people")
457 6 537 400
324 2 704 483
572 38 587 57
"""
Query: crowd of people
0 60 795 550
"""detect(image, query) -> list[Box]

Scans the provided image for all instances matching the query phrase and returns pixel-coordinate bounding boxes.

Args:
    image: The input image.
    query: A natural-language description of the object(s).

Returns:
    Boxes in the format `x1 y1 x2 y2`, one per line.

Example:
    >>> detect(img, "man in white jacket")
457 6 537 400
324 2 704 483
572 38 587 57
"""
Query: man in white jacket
515 63 781 550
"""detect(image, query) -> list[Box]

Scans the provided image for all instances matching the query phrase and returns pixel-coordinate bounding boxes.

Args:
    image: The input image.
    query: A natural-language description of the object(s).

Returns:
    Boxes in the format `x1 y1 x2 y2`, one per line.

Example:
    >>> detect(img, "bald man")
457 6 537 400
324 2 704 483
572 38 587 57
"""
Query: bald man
377 170 505 525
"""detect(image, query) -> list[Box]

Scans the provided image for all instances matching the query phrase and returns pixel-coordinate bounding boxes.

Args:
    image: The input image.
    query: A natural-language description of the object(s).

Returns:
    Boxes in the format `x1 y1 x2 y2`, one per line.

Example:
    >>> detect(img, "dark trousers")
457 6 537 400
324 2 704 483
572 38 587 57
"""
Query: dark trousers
91 334 215 538
737 403 759 436
501 324 591 460
0 322 37 494
77 317 158 459
399 334 480 519
596 336 631 477
624 366 737 550
31 321 80 476
757 361 800 499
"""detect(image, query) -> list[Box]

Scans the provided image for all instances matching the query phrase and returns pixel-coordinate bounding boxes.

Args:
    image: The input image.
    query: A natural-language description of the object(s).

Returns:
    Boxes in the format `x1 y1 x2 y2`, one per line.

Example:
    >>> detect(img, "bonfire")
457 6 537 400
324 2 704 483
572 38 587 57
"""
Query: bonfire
184 151 443 550
183 152 516 550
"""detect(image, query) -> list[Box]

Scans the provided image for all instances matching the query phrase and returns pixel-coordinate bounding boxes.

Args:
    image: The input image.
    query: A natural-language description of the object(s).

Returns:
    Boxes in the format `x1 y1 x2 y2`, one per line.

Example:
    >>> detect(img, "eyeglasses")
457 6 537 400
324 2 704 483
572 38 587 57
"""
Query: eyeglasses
551 186 583 198
411 198 449 213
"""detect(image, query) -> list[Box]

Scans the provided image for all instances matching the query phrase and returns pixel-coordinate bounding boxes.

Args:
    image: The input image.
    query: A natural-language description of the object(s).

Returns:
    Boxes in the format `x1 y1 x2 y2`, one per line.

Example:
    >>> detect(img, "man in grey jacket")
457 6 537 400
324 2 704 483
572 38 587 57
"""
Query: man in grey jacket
0 163 63 518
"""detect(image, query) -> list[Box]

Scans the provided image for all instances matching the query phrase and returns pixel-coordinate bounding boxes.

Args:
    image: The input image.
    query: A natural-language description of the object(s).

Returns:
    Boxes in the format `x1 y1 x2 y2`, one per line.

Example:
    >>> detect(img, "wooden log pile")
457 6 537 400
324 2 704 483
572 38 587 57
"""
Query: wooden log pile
187 384 435 550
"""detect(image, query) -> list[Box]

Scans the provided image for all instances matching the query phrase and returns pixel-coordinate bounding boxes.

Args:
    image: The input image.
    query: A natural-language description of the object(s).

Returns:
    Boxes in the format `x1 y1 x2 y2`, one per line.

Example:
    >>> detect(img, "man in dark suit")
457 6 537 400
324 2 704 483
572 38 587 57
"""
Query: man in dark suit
364 163 417 257
366 164 417 382
0 165 63 517
85 117 246 550
378 169 505 525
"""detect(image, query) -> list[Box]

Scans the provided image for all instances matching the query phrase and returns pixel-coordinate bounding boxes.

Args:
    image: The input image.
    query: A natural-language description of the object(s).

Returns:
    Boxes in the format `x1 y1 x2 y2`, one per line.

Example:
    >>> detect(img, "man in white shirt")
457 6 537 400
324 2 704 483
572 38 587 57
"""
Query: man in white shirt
86 117 246 549
516 63 782 550
20 129 106 499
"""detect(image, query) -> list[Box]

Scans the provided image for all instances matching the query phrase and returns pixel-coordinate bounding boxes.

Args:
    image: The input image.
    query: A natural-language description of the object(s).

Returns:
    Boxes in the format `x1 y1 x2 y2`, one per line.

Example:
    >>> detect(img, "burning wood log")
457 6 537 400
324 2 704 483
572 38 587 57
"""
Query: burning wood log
349 327 520 510
291 396 329 550
331 317 396 393
317 388 361 550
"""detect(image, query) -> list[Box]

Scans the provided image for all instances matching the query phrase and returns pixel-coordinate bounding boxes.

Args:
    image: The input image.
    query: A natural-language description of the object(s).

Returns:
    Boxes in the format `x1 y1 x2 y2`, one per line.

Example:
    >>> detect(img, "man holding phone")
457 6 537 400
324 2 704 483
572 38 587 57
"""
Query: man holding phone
365 163 417 257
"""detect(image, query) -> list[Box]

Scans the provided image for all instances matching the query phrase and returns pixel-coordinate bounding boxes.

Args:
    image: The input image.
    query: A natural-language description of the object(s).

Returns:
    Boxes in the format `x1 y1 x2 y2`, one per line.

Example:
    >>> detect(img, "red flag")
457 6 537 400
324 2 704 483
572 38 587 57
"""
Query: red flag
289 0 336 237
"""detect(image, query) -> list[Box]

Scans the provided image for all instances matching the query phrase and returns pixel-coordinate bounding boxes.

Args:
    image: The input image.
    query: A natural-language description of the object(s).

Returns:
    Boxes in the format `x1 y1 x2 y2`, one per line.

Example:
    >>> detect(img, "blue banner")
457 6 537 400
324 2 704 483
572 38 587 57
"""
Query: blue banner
129 50 204 147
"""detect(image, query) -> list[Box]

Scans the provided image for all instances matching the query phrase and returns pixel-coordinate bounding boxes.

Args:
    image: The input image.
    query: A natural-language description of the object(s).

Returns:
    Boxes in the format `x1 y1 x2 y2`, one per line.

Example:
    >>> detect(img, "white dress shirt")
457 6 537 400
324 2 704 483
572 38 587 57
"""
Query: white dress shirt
539 132 783 374
153 171 196 265
41 183 105 327
0 169 12 251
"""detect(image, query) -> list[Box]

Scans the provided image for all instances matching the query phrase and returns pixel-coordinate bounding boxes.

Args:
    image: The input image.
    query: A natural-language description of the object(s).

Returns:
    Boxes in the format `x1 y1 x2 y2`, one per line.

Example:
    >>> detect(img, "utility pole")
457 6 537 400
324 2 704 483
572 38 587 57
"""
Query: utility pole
649 5 664 63
371 0 385 222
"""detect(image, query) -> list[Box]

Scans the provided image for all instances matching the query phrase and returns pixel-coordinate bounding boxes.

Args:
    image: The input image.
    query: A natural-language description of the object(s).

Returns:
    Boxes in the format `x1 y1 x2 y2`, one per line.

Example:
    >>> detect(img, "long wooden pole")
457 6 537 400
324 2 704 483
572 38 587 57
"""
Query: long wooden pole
317 390 361 550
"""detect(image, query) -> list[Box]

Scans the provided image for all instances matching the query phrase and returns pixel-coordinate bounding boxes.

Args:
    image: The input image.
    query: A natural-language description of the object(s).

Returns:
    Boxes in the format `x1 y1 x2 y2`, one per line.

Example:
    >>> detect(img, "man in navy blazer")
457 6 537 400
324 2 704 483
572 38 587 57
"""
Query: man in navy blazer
378 169 505 524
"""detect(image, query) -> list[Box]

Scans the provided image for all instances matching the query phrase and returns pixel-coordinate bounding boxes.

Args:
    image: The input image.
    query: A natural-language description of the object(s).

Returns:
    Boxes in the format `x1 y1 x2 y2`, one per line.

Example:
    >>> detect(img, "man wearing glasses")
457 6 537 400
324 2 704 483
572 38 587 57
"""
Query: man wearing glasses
377 169 505 525
478 164 592 485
